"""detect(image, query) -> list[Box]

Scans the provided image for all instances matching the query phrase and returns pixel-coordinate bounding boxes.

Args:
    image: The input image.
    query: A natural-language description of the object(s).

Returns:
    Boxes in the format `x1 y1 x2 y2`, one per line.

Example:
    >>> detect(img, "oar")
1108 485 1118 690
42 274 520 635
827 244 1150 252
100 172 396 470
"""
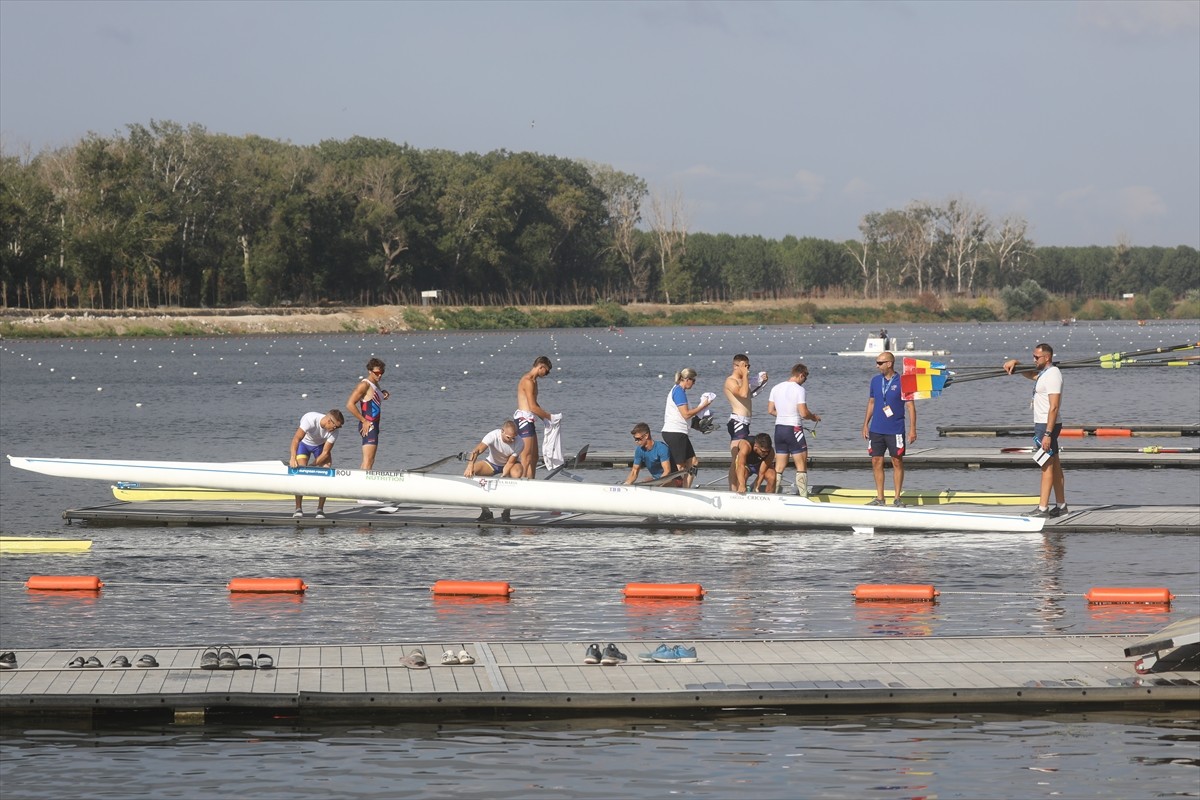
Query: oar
409 452 465 473
1000 446 1199 454
543 444 589 480
922 342 1200 389
644 468 691 487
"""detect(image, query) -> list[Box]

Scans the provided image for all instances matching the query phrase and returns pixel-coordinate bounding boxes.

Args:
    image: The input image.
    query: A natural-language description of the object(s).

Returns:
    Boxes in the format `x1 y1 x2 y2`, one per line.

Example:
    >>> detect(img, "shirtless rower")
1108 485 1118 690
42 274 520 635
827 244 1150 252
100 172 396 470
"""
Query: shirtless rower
723 354 767 492
514 355 553 479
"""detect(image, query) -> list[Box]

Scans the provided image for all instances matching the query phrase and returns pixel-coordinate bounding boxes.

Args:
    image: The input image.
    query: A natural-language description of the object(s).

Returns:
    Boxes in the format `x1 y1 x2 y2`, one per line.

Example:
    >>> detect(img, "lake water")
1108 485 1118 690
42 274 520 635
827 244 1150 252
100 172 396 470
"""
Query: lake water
2 321 1198 799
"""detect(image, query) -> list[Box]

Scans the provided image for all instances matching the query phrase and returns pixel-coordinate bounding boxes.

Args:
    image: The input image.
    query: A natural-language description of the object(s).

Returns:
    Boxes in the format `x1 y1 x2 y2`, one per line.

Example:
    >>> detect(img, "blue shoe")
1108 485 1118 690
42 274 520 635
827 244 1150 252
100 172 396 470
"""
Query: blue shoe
646 644 698 663
637 644 676 663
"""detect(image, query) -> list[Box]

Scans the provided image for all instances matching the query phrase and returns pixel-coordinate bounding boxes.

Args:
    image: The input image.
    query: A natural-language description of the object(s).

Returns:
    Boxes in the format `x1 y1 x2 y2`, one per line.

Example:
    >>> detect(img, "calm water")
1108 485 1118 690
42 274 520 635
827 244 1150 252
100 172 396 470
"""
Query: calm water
2 321 1198 799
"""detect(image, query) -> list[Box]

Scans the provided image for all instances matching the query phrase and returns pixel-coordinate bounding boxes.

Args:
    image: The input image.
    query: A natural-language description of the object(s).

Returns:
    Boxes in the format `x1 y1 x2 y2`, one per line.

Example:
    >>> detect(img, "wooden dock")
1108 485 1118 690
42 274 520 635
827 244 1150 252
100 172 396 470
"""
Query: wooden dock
1 634 1195 717
57 500 1200 534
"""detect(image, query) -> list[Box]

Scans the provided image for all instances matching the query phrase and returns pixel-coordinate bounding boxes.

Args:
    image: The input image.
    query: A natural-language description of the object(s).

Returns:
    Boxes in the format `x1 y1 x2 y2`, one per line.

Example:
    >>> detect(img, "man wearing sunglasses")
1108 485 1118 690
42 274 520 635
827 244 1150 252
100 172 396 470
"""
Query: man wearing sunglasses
1004 343 1067 518
862 351 916 506
345 357 390 470
624 422 673 484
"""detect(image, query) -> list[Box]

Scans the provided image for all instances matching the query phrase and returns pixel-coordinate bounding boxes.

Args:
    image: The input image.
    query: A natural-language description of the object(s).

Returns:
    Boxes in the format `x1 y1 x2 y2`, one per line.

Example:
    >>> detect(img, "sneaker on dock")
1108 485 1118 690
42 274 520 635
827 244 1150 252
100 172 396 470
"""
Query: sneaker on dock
476 508 494 522
0 651 16 669
600 643 627 666
1028 507 1051 518
651 645 698 664
866 498 885 506
583 643 602 665
292 510 303 518
1049 504 1070 517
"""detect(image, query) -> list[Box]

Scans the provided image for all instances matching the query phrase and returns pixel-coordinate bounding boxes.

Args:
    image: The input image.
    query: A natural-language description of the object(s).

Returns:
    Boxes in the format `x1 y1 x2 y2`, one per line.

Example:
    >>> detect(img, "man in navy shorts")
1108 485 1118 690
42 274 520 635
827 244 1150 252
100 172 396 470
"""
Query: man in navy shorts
861 351 916 506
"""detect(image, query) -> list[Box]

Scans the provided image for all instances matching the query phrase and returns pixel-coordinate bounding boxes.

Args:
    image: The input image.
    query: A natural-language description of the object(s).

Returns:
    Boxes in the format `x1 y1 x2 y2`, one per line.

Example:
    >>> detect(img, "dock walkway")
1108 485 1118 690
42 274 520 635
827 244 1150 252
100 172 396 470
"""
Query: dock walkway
575 447 1199 470
2 634 1195 717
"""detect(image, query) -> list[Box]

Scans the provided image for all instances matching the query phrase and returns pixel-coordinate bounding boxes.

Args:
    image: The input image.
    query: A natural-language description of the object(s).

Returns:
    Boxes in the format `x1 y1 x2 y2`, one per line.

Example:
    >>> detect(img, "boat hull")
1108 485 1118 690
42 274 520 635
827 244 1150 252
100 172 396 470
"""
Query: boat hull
112 483 1041 507
0 536 92 554
9 456 1044 533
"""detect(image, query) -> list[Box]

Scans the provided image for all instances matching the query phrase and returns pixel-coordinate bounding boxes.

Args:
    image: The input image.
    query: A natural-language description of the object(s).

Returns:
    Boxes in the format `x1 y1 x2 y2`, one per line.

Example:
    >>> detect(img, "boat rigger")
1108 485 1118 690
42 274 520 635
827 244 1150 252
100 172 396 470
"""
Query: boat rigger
8 456 1044 533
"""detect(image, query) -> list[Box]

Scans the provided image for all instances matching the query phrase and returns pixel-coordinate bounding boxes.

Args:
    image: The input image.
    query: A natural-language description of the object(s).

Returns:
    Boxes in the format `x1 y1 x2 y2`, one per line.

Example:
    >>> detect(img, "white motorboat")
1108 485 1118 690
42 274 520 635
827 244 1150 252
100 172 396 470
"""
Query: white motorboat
833 330 950 357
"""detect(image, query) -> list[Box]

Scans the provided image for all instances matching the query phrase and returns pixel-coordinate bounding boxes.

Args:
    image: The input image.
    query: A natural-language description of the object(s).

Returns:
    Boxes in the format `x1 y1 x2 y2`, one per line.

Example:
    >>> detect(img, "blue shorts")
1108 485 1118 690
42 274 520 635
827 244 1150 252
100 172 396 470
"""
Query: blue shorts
727 418 750 441
360 420 379 447
515 417 536 439
868 431 906 459
1033 422 1062 458
296 442 324 462
774 424 808 456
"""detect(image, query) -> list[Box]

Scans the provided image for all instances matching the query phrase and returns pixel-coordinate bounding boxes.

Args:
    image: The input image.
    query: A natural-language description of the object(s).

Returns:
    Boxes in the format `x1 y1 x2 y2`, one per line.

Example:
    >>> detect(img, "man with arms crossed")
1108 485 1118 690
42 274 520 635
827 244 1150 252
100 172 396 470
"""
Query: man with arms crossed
862 351 916 506
288 409 344 519
723 354 768 492
767 363 821 496
345 358 390 470
1004 343 1068 518
515 356 554 480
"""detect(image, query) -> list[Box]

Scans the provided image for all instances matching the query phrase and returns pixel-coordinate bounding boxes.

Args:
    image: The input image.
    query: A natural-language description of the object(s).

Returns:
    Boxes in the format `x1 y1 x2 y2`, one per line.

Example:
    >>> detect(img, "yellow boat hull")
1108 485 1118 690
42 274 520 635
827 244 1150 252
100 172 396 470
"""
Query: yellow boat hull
808 486 1039 506
112 485 357 502
0 536 93 554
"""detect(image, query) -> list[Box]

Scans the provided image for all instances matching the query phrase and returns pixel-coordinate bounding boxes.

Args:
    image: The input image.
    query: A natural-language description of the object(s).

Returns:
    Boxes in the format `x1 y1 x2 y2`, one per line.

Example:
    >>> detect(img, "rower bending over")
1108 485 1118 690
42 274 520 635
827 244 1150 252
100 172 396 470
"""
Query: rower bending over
465 419 524 523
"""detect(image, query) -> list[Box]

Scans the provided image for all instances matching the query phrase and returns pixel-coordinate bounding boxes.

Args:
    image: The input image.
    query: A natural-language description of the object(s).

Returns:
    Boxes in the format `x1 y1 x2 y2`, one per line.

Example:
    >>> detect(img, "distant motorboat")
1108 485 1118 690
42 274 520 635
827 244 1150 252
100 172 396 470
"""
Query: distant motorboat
832 329 950 357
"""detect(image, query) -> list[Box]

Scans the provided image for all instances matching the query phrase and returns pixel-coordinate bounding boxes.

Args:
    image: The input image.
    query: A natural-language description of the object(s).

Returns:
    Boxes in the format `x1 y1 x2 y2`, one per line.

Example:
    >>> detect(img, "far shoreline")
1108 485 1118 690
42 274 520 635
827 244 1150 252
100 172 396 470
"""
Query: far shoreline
0 296 1188 338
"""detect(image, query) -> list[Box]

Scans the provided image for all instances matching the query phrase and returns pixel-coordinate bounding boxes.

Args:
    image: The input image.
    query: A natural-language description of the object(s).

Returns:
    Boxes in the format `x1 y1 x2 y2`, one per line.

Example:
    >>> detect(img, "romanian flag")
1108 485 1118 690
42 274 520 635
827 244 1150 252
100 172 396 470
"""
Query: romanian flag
901 357 949 400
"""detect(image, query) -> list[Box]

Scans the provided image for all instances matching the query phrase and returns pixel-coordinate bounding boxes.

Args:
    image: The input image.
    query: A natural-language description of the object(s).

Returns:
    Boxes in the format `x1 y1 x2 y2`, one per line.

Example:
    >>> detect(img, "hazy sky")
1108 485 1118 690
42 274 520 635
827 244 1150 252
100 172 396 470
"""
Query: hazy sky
2 0 1197 247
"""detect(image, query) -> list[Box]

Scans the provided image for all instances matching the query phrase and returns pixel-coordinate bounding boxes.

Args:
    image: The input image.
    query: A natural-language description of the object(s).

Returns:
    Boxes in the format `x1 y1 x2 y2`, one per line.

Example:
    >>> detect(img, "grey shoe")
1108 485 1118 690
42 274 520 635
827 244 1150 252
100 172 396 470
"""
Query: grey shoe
583 643 602 664
500 509 512 522
292 510 303 518
1028 507 1051 518
866 498 885 506
314 510 326 519
600 643 627 666
476 508 494 522
1049 504 1069 517
892 498 906 508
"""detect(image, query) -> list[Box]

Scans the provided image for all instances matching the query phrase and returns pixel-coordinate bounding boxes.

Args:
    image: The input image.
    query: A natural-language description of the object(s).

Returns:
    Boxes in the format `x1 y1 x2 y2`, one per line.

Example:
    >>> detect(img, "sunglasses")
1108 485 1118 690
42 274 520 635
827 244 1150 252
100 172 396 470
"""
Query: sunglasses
633 434 648 442
876 360 892 366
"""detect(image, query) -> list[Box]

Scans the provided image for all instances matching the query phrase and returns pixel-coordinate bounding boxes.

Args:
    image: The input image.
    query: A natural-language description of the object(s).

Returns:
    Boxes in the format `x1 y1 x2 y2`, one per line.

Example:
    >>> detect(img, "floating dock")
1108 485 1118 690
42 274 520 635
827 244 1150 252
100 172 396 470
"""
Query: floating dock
1 634 1194 718
57 499 1200 534
569 448 1199 470
937 423 1200 437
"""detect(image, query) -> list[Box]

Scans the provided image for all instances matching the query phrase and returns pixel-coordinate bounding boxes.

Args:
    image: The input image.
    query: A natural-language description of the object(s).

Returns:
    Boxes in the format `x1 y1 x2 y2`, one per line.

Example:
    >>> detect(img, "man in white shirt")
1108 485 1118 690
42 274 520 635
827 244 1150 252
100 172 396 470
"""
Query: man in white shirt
1004 343 1067 518
288 409 344 519
766 363 821 496
465 420 525 523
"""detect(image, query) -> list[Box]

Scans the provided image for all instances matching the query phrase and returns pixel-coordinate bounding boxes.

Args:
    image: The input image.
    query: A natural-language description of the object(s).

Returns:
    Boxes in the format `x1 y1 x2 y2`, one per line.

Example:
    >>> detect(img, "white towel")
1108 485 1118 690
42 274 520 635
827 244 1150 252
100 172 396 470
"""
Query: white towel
698 392 717 418
542 412 564 471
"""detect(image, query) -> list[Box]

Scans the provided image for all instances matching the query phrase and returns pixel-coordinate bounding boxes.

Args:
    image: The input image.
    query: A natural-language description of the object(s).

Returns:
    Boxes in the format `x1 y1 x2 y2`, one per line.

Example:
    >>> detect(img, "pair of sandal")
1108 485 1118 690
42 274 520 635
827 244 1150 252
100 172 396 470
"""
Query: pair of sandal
200 646 273 670
440 649 476 665
66 654 158 668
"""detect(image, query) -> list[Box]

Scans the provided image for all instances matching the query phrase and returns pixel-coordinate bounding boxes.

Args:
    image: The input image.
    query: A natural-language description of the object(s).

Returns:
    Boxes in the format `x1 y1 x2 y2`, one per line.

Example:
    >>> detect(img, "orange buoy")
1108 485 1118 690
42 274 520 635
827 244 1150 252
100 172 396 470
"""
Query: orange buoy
1084 586 1173 605
25 575 103 591
853 583 939 602
1094 428 1133 437
227 577 307 594
1059 428 1085 437
622 582 705 600
431 579 512 597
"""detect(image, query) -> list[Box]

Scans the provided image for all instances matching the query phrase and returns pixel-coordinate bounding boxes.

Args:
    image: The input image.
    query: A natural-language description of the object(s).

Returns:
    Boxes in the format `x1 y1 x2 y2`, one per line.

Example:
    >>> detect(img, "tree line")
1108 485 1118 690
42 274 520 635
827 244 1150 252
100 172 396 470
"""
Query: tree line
2 120 1196 311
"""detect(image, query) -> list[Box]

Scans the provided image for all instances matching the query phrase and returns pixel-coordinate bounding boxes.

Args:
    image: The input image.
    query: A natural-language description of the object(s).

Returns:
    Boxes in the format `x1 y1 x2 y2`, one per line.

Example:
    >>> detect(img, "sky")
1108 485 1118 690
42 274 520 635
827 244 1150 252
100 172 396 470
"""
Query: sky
2 0 1197 248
